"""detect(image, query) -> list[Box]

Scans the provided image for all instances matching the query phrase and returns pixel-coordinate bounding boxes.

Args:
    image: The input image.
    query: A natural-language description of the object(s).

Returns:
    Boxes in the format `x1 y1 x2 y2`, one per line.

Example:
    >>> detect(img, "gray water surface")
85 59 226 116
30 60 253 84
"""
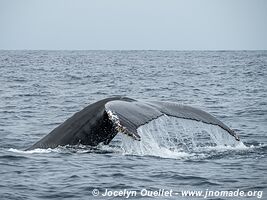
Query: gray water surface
0 51 266 199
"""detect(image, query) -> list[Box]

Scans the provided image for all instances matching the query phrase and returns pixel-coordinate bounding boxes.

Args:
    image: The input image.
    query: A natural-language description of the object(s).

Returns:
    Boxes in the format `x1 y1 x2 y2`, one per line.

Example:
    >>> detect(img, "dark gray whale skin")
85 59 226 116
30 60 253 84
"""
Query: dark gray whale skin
27 97 132 150
27 96 239 150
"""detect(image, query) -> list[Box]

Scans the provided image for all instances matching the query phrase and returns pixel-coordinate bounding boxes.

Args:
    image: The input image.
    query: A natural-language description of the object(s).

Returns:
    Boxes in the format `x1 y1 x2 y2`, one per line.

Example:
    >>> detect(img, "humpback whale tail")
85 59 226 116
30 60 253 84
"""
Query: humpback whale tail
27 97 239 150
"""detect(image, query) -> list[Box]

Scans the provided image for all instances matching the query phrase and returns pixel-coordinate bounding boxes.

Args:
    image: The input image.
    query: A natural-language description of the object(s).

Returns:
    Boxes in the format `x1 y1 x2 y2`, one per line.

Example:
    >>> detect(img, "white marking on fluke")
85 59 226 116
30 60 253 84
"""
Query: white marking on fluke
106 109 141 141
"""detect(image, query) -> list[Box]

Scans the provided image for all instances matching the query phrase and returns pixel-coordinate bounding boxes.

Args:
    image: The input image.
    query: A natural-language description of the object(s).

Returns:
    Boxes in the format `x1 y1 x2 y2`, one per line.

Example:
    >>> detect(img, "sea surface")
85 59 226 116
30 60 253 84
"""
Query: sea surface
0 50 266 200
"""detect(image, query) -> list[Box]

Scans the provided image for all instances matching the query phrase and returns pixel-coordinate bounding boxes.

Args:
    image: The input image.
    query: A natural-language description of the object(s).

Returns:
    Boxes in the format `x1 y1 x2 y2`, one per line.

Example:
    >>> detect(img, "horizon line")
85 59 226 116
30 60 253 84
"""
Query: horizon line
0 49 267 51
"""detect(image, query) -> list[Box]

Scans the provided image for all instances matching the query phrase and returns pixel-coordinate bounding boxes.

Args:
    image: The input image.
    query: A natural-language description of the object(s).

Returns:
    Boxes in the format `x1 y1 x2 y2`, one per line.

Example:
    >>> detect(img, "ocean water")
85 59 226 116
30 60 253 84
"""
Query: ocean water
0 50 266 200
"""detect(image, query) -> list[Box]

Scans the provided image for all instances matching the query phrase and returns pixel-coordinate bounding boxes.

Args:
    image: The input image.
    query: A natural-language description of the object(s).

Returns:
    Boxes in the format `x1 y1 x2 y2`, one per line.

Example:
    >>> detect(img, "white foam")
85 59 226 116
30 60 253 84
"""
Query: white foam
8 148 60 154
195 142 249 152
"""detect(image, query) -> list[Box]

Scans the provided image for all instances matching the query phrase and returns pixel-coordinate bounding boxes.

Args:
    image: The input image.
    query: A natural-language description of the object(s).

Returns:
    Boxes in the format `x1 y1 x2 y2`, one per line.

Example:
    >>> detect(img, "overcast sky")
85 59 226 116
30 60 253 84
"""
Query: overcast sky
0 0 266 50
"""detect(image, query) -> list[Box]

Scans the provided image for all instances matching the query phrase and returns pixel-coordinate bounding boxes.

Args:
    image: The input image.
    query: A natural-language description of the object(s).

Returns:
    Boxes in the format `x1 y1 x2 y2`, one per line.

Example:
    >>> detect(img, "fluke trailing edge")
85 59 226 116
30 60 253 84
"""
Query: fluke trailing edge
27 96 240 150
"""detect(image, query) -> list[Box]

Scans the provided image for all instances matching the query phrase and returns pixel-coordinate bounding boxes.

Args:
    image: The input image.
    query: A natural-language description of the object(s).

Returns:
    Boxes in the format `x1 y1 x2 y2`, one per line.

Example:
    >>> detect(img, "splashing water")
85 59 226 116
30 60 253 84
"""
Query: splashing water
112 115 244 158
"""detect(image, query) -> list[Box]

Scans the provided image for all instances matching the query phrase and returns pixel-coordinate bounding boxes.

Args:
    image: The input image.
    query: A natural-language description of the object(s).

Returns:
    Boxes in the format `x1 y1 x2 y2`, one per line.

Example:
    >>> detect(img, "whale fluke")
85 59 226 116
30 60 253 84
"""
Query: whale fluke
27 97 239 150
